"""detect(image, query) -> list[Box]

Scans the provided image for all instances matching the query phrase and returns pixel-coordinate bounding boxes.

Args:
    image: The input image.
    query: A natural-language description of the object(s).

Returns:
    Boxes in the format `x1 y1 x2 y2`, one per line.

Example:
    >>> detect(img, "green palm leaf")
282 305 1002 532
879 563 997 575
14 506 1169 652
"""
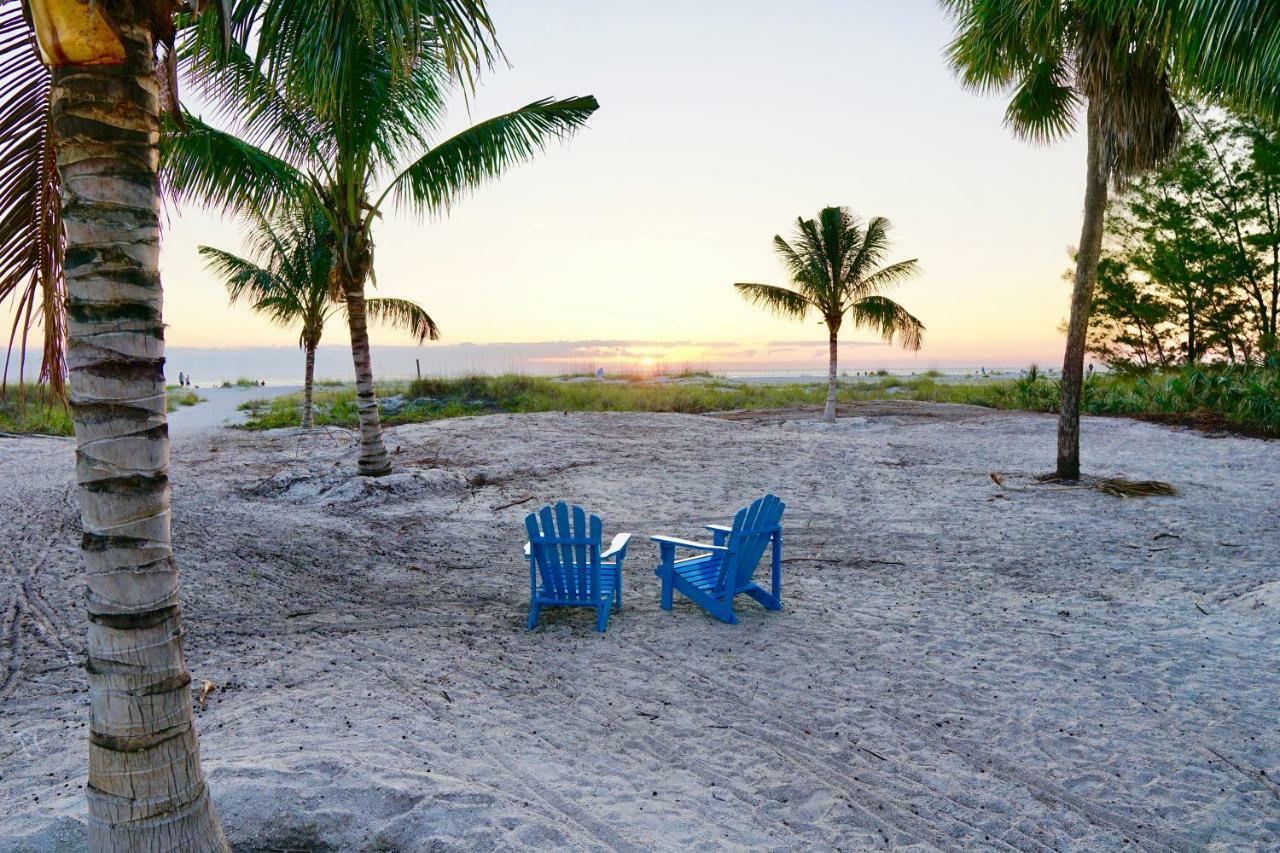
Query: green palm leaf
857 259 922 296
245 0 501 115
162 112 310 215
849 295 926 351
178 32 330 167
365 297 441 343
388 96 599 215
198 246 278 305
733 282 813 320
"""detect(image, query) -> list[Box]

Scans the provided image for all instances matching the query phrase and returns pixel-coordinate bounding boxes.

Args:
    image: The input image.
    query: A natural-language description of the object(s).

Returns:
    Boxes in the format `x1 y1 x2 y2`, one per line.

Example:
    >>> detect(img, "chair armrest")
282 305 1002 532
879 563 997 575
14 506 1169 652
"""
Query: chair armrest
601 531 631 561
704 523 732 546
649 535 728 553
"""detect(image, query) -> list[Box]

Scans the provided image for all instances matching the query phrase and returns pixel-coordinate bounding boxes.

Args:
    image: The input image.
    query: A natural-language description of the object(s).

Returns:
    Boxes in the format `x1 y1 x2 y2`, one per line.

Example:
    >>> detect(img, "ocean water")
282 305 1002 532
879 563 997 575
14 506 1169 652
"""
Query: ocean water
12 343 1050 388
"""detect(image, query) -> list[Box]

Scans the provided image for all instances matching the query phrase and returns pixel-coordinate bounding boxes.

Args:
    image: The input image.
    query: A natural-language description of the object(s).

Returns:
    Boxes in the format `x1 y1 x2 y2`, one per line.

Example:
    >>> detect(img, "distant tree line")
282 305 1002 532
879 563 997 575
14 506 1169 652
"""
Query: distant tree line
1085 108 1280 371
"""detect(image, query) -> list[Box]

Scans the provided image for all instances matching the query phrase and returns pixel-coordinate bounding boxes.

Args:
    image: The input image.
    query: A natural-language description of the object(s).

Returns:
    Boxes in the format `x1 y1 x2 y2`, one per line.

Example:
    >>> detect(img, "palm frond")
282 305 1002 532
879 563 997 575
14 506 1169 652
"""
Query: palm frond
844 214 889 287
200 205 334 339
1004 55 1080 143
246 0 501 121
178 25 329 167
771 235 814 282
940 0 1042 94
733 282 813 320
848 295 925 351
944 3 1183 187
364 297 441 343
856 258 922 298
0 2 63 395
198 245 279 305
388 96 599 215
162 112 310 214
1150 0 1280 117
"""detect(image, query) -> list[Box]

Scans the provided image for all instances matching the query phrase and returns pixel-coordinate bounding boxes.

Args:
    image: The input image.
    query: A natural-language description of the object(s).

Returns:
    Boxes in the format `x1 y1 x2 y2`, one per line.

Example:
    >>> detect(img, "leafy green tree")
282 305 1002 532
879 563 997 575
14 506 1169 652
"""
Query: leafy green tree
1088 107 1280 367
165 17 597 475
1079 254 1177 370
1192 111 1280 354
201 209 440 428
942 1 1183 479
735 206 923 423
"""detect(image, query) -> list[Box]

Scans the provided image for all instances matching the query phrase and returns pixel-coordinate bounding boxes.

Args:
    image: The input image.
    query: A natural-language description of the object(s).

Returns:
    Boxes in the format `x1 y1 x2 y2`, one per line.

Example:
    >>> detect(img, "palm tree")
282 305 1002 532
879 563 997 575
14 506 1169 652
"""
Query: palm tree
15 1 501 847
941 3 1188 480
164 15 597 476
736 206 924 423
200 208 440 428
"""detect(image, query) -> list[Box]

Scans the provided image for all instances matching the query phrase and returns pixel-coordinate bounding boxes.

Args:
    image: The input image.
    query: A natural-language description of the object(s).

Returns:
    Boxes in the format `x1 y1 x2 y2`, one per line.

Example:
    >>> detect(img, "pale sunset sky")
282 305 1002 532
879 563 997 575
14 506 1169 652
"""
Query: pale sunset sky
42 1 1095 373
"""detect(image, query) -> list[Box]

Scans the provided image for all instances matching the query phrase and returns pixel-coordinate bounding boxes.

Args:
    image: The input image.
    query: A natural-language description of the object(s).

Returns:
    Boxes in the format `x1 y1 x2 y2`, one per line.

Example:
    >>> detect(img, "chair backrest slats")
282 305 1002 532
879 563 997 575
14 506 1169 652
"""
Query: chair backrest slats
527 501 603 602
715 494 784 595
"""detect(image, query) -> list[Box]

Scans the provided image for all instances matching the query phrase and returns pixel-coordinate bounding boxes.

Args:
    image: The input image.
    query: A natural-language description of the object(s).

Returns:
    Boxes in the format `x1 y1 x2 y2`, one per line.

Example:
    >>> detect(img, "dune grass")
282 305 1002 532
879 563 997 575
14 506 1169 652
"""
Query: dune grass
0 386 206 436
236 365 1279 437
0 386 74 435
169 389 207 410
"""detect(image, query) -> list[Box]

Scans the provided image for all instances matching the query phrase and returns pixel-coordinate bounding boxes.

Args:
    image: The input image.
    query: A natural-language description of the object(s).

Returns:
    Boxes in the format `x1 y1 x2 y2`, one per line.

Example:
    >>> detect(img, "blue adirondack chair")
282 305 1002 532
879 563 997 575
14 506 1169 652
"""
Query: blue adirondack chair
651 494 784 624
525 502 631 632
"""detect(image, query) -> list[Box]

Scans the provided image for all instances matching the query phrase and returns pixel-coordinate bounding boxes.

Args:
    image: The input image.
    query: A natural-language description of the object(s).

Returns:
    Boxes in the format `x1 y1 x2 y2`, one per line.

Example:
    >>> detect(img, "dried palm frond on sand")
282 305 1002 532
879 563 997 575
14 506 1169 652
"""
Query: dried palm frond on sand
989 473 1180 498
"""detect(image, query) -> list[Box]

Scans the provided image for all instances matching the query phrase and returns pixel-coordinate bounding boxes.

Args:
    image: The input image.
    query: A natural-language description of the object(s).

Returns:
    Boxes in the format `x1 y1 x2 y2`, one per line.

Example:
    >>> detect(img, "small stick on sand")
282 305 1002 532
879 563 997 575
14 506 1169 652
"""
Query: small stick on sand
491 495 535 511
197 680 216 711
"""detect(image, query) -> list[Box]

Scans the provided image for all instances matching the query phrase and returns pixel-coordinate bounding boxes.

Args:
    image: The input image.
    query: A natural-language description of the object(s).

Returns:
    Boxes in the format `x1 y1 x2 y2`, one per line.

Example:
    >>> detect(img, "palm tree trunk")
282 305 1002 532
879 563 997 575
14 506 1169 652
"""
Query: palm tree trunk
823 328 838 423
1057 104 1110 481
301 339 317 429
343 285 392 475
48 18 229 852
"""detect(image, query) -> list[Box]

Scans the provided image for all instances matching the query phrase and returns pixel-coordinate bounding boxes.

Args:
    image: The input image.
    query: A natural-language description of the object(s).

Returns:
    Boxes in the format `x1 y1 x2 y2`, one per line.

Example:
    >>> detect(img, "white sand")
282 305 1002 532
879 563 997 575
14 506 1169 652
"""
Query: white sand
1 402 1277 850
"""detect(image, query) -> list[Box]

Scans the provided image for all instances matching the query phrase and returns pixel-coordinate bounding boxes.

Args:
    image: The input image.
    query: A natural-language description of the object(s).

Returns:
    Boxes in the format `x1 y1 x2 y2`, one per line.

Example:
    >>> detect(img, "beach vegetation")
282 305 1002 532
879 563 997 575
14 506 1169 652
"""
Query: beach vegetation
0 385 72 435
236 364 1280 438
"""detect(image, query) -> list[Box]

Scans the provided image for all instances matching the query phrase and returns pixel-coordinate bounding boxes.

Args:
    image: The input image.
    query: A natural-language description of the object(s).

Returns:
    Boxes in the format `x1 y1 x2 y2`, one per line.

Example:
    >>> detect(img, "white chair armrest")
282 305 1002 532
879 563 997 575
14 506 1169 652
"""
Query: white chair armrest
601 531 631 561
650 535 728 553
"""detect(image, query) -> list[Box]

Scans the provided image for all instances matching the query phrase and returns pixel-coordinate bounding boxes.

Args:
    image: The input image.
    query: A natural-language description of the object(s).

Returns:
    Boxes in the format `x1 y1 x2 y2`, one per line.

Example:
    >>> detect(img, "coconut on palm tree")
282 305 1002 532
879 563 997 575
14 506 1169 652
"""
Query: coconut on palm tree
941 2 1185 479
164 17 597 476
201 207 440 428
736 206 924 423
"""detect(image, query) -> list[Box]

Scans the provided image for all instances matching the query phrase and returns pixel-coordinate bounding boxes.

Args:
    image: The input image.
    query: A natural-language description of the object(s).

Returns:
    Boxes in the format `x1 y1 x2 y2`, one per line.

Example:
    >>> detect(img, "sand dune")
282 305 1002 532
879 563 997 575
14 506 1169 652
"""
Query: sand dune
2 404 1277 850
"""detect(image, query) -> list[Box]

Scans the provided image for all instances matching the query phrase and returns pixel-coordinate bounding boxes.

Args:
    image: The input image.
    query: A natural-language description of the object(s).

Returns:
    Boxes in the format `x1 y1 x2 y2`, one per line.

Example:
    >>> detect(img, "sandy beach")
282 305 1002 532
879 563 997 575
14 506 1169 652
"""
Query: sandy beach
2 403 1277 851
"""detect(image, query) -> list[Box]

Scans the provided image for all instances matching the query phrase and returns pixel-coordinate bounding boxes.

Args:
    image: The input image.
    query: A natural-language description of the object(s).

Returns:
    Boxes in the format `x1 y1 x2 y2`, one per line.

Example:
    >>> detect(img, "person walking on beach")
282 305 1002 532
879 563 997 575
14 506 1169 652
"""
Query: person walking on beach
177 371 185 387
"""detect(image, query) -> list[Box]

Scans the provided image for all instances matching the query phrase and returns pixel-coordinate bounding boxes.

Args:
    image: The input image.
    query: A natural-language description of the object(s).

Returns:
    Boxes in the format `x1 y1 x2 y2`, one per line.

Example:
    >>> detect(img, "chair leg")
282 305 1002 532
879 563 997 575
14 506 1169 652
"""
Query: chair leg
527 603 540 631
596 606 609 633
614 566 622 612
745 585 781 611
712 602 738 625
660 574 673 611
